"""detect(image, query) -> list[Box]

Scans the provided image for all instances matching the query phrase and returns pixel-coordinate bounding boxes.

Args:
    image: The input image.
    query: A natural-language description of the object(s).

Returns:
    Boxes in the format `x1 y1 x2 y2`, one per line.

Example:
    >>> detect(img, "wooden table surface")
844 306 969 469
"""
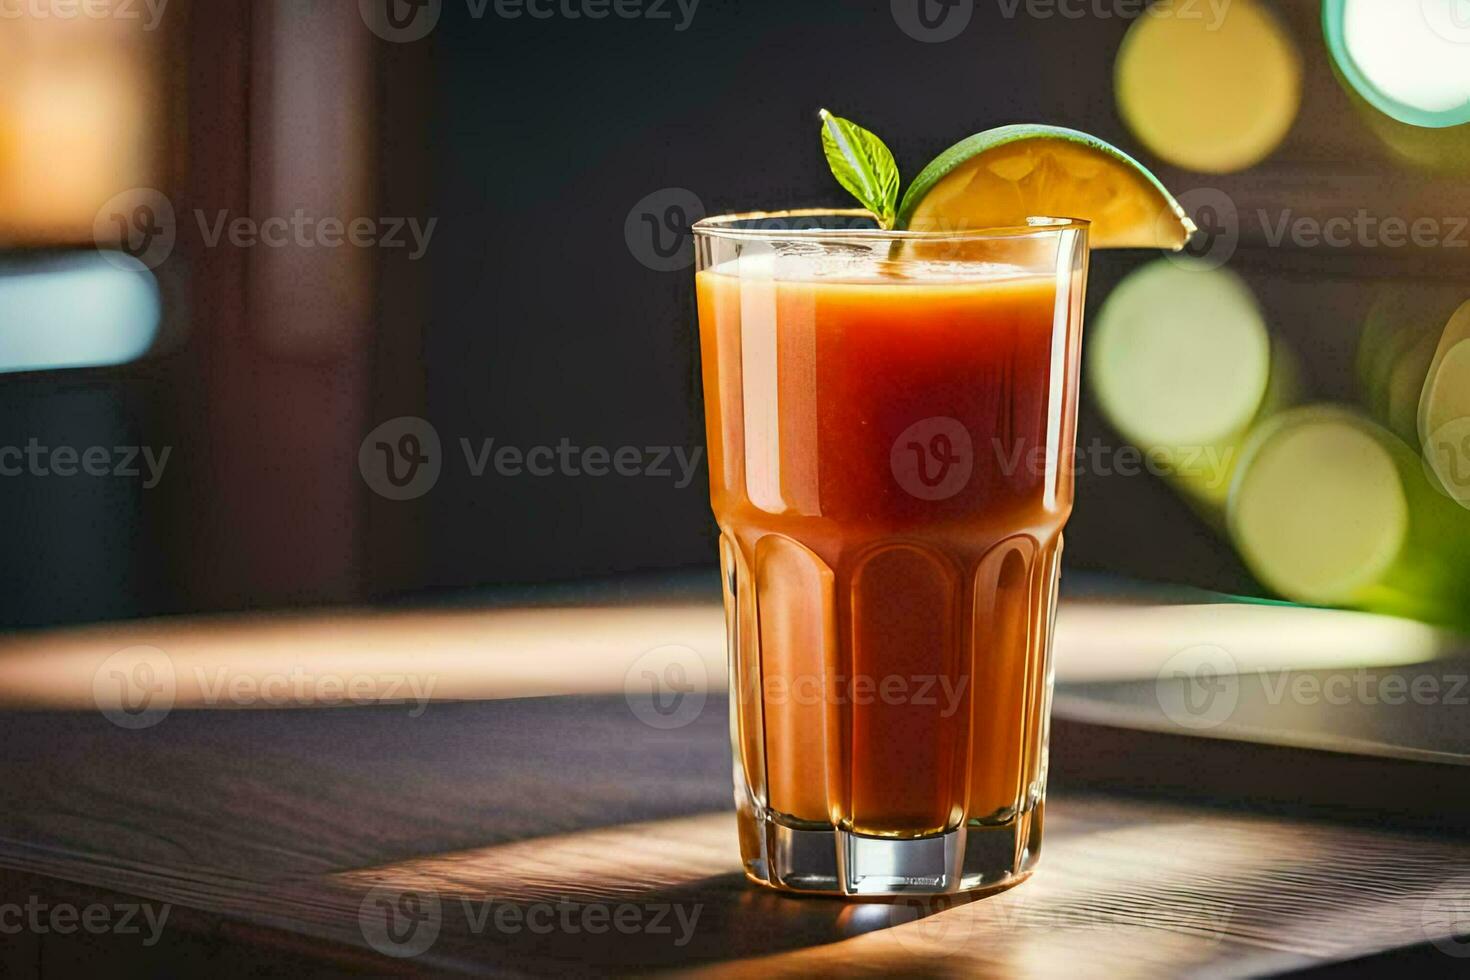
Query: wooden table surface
0 694 1468 977
0 583 1468 976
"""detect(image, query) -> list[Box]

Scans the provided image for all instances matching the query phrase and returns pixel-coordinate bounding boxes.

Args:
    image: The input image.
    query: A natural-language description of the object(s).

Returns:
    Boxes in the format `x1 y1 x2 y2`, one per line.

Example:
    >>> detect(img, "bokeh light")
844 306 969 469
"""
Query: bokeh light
1089 258 1289 511
1091 259 1270 448
1229 403 1470 626
0 253 161 373
1230 407 1408 607
1356 286 1465 443
1324 0 1470 129
1115 0 1301 173
0 6 161 245
1419 301 1470 507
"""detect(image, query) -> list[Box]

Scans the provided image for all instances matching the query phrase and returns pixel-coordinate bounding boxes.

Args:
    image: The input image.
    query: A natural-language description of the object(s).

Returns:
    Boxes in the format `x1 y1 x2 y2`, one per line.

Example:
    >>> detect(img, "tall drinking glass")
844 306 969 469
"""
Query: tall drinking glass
692 210 1090 897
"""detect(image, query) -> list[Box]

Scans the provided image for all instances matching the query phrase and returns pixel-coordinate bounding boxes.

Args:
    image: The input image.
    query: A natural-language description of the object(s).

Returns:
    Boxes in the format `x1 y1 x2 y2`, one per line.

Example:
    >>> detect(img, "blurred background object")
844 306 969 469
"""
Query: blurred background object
1322 0 1470 174
1114 0 1302 173
0 0 1468 632
1227 405 1470 627
1088 258 1297 513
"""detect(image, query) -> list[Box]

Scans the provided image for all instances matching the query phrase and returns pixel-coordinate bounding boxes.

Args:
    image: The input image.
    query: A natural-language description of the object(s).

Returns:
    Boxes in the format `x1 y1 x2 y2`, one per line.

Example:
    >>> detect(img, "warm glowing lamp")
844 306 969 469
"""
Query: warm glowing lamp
0 14 159 245
1115 0 1302 173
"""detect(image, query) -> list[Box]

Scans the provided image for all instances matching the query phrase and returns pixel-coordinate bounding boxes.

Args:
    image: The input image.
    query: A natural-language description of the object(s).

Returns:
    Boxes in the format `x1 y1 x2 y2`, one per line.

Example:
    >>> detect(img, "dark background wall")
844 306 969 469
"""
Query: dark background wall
3 0 1466 628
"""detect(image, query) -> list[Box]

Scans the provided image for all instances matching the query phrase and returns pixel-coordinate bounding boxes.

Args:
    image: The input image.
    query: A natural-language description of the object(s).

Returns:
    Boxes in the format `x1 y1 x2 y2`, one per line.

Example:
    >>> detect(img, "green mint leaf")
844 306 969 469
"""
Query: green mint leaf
819 109 901 230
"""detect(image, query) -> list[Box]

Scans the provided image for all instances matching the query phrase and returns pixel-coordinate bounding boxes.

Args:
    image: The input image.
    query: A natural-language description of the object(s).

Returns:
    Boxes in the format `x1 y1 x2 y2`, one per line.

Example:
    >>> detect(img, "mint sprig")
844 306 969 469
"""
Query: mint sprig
818 109 902 230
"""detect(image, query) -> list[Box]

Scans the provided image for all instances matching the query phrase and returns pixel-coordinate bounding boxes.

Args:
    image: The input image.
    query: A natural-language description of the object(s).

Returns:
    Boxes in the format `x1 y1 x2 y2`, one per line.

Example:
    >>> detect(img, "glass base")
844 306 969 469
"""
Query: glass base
739 802 1044 897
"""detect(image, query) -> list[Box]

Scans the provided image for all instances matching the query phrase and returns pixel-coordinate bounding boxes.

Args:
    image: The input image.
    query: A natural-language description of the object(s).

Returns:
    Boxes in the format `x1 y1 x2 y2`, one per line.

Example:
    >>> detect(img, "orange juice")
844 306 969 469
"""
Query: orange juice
694 218 1087 896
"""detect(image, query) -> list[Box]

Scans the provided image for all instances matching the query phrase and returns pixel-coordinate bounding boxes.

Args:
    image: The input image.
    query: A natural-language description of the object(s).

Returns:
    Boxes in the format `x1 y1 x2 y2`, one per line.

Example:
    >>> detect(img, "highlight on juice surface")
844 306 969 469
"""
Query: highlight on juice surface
1089 258 1297 514
691 111 1195 898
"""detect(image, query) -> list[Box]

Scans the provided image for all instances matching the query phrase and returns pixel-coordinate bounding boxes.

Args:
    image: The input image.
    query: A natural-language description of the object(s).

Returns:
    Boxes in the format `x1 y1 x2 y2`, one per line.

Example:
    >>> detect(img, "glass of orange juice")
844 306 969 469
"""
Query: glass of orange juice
692 209 1089 897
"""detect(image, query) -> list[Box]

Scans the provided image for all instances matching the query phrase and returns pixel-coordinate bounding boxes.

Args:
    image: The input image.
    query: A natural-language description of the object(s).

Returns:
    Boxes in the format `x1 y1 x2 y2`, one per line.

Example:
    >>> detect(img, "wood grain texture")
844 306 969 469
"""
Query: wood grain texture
0 698 1467 976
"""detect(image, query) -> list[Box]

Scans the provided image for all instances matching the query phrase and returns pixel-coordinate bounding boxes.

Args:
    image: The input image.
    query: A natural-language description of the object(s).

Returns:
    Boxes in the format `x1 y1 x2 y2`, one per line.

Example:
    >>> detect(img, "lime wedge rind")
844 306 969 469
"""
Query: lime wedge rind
894 123 1196 250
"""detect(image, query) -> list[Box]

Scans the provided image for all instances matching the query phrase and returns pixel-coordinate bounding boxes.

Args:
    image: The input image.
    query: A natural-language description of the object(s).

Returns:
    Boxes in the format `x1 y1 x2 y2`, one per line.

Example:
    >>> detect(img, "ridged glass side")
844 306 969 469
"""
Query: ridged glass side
721 531 1063 894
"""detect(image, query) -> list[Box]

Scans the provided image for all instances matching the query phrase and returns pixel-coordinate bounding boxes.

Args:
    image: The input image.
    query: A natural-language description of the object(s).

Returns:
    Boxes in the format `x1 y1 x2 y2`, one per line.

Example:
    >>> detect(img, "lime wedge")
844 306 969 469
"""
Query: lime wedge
896 124 1195 249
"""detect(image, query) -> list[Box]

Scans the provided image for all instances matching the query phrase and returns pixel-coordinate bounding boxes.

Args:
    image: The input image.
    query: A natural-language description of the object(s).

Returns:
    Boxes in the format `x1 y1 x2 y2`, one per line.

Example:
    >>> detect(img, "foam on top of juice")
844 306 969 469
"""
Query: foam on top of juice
702 251 1040 286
